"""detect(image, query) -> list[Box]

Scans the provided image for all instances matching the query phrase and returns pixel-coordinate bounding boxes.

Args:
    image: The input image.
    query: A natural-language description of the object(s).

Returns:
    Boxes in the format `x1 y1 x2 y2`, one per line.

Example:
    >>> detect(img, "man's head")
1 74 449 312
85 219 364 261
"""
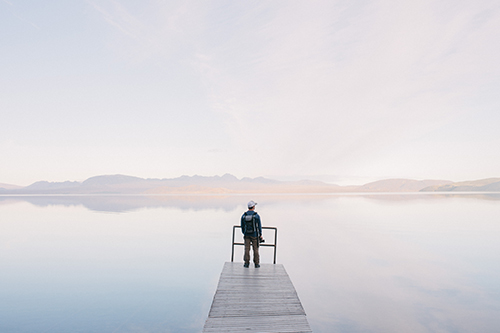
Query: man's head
247 200 257 210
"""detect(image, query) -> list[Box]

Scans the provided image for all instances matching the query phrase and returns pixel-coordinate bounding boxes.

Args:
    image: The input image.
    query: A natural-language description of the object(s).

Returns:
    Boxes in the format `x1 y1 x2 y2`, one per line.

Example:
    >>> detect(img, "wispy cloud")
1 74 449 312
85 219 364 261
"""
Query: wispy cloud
2 0 41 29
2 0 498 184
86 0 203 63
191 0 500 177
86 0 139 39
86 0 500 178
12 12 40 30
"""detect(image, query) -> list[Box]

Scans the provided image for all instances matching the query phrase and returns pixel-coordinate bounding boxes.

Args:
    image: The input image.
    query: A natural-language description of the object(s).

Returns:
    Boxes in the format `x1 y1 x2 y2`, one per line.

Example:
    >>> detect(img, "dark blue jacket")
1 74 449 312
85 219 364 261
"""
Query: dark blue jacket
241 210 262 237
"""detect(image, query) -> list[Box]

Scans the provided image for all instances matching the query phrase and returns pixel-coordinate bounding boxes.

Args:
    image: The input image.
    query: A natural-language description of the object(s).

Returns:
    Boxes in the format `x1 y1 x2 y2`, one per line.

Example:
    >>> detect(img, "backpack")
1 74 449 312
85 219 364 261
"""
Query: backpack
243 213 256 234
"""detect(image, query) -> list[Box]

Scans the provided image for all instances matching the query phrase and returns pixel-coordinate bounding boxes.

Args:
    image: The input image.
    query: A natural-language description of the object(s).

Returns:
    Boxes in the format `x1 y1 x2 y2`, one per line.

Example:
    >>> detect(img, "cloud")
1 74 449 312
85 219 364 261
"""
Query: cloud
2 0 41 29
3 0 498 184
86 0 500 179
190 0 500 178
86 1 136 38
86 0 207 64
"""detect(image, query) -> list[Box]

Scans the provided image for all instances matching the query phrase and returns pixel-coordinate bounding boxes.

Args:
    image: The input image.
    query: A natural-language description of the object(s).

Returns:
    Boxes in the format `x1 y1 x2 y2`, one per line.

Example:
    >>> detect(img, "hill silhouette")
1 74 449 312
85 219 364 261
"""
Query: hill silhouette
357 179 452 192
0 183 23 190
1 174 499 194
420 178 500 192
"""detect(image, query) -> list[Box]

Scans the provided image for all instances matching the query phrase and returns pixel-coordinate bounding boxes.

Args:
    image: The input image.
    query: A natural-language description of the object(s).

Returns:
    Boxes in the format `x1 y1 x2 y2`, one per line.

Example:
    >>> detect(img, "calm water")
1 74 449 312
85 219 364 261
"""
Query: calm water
1 194 499 332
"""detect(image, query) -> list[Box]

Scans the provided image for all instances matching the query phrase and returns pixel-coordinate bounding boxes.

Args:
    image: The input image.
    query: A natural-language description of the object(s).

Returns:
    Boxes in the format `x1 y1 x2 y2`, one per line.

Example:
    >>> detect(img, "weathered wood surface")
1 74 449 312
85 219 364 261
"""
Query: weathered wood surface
203 262 312 333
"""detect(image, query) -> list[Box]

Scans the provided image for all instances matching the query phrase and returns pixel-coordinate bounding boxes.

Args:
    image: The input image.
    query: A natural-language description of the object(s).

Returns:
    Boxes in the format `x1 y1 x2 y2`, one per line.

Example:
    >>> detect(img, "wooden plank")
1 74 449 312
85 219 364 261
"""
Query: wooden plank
203 262 312 333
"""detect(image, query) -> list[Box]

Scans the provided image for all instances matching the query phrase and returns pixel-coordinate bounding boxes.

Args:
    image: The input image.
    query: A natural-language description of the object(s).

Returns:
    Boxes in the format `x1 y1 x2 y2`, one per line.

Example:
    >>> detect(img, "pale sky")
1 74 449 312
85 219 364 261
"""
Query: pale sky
1 0 499 186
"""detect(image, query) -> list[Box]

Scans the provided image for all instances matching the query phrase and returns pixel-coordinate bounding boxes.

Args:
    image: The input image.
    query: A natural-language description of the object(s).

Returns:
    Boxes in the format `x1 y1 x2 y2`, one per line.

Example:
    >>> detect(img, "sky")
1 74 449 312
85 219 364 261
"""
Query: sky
1 0 499 186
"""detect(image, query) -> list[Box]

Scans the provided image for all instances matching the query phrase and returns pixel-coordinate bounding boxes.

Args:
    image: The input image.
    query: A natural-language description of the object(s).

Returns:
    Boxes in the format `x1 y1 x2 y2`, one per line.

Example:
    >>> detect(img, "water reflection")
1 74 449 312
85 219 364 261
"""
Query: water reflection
0 194 499 332
1 193 499 213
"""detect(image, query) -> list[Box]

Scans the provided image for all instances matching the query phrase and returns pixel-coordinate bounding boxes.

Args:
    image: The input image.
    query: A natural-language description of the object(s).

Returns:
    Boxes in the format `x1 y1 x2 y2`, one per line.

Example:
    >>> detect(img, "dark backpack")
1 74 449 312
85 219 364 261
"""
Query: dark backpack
243 213 256 234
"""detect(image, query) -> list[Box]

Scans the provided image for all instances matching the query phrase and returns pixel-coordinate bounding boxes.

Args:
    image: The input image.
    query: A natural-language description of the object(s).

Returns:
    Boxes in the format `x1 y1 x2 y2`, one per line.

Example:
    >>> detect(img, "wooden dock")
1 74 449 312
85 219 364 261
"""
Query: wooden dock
203 262 312 333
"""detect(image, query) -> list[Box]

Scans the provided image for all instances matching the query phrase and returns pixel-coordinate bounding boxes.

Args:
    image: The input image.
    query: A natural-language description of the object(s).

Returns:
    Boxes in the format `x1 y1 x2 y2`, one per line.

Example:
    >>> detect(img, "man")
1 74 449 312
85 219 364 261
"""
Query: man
241 200 262 268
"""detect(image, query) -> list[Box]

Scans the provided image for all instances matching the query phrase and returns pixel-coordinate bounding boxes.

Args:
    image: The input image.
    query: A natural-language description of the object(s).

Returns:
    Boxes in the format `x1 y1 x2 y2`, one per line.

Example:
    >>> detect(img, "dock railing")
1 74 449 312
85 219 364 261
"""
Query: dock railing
231 226 278 264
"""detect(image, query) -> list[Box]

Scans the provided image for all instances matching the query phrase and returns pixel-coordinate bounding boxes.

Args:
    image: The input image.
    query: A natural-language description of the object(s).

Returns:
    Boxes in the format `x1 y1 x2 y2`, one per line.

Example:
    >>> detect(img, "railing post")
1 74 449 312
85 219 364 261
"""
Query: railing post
231 226 236 262
273 228 278 264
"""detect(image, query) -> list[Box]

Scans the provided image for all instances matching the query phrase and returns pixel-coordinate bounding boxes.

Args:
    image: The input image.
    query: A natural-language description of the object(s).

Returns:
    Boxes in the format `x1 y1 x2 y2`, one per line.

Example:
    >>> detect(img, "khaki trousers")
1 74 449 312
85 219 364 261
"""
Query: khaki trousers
244 236 260 264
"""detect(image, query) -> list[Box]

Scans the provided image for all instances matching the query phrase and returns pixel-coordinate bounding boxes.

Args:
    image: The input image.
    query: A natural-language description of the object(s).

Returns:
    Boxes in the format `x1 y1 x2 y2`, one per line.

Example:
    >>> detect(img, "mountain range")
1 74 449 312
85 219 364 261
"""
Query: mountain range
1 174 499 194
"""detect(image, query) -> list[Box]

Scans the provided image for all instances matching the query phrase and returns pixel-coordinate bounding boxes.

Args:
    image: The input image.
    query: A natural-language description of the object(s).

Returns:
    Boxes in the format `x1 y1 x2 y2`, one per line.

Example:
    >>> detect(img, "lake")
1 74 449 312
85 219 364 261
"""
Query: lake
1 193 499 332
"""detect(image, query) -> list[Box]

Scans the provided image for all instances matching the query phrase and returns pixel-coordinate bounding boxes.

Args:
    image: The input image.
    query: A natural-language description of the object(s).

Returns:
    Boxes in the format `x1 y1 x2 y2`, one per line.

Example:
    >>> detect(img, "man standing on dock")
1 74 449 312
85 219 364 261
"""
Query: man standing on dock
241 200 262 268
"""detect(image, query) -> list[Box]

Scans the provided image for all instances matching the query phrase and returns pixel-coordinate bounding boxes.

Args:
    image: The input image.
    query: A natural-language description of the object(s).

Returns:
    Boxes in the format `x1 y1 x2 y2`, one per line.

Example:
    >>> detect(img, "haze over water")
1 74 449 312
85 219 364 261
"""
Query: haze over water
1 193 499 332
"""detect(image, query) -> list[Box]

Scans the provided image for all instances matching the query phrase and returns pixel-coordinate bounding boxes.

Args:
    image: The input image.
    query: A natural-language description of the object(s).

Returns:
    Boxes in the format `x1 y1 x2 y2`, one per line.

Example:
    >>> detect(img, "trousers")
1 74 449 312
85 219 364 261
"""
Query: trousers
244 236 260 264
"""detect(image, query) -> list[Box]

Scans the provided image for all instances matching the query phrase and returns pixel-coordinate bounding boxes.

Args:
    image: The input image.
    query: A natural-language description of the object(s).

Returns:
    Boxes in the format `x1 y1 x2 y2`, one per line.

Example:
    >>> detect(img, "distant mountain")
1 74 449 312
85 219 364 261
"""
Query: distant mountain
25 180 81 190
81 174 144 186
357 179 452 192
0 174 347 194
420 178 500 192
0 174 302 194
0 182 23 190
143 176 346 194
1 174 499 194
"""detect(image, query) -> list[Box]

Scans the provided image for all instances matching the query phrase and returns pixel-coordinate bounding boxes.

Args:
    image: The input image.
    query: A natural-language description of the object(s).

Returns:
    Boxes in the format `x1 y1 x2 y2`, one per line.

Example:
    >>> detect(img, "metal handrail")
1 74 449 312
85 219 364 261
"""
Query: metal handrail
231 226 278 264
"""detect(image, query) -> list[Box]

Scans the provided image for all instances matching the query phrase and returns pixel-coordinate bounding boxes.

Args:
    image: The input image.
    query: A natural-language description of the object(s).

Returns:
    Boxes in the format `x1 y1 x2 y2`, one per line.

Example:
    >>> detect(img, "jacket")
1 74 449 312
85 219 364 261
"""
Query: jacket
241 210 262 237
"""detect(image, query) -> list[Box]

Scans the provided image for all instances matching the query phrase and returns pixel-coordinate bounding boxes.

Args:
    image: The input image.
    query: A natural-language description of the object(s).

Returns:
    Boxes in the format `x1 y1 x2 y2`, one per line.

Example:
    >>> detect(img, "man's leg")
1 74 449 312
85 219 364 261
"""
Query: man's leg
244 236 251 266
251 237 260 265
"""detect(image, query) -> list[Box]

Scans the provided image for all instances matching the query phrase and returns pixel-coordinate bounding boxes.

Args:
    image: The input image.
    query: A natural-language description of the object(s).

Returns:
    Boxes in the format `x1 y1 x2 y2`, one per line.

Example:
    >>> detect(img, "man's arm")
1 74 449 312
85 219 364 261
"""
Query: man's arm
241 214 245 234
257 214 262 237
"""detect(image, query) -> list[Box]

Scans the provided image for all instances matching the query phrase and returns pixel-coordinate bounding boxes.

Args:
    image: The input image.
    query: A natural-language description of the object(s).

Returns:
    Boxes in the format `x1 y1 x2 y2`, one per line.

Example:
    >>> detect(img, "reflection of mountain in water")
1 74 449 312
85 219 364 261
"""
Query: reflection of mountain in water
0 195 340 213
0 195 242 213
2 193 500 213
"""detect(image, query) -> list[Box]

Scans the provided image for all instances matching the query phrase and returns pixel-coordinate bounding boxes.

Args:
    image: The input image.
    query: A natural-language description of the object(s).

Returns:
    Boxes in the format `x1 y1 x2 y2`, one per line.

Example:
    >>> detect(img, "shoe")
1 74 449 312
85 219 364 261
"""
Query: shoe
244 263 249 268
255 264 260 268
